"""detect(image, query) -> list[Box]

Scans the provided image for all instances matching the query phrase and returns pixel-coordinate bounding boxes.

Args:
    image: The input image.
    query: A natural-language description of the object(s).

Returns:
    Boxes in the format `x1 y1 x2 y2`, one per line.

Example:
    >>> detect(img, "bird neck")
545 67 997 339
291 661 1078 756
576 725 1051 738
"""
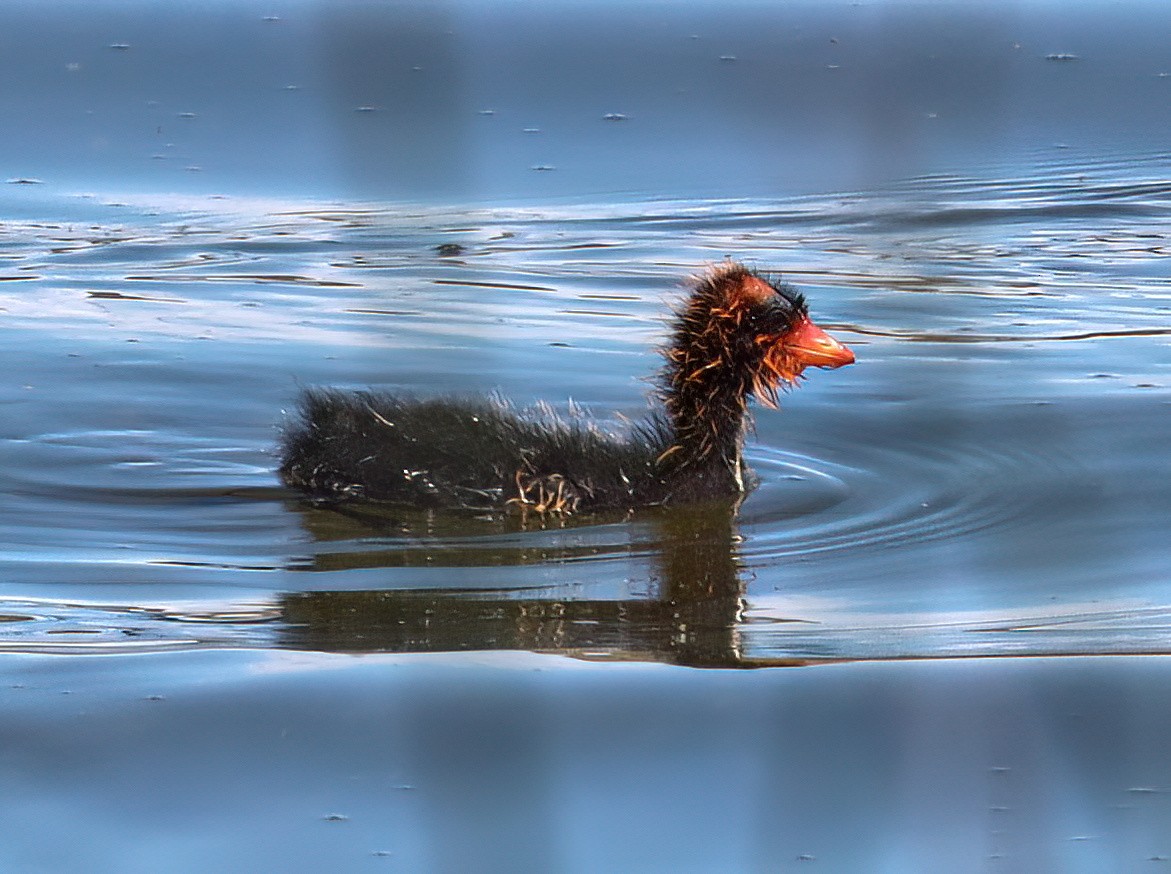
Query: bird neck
657 327 756 491
655 268 774 493
661 375 750 485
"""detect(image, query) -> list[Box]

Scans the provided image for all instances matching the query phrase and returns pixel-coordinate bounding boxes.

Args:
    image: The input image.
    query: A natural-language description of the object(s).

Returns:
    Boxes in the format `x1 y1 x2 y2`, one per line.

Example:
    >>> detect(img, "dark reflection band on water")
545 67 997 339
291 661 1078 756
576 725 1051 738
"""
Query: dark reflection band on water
282 503 753 668
4 481 1171 665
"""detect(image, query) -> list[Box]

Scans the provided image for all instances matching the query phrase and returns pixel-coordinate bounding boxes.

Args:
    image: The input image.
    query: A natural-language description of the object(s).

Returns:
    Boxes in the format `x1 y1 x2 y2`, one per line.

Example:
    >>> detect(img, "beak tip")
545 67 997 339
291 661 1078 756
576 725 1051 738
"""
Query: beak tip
809 342 855 370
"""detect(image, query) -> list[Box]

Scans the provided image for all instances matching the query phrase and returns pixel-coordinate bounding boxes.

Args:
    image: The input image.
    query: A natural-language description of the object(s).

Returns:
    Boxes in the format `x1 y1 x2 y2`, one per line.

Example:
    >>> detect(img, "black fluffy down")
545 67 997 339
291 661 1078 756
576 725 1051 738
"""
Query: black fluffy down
278 388 728 512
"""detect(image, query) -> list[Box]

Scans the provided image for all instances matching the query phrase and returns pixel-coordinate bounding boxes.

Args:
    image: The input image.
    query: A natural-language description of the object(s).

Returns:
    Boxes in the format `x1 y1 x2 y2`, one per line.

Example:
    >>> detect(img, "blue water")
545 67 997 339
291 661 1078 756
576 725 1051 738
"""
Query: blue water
2 0 1170 870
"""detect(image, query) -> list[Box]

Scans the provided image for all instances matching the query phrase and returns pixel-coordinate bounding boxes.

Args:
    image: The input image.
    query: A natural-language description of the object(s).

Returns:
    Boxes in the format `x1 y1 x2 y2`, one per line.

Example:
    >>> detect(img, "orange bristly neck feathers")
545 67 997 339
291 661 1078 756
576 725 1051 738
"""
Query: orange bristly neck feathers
658 265 804 487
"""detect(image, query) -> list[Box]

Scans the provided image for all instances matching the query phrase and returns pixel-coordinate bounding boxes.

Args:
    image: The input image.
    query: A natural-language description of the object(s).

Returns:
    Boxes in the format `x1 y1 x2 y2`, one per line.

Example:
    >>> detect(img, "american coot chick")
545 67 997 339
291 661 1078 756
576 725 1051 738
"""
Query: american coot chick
279 263 854 513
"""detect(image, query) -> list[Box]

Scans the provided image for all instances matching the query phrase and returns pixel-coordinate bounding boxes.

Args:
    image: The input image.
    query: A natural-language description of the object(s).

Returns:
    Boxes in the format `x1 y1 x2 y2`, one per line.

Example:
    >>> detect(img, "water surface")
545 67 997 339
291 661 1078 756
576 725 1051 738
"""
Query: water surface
2 0 1170 870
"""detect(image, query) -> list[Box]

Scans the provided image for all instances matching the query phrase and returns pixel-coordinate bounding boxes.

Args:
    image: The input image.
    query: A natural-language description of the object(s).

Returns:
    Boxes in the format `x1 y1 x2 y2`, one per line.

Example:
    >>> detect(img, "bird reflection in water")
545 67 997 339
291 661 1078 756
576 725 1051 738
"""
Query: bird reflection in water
279 500 784 668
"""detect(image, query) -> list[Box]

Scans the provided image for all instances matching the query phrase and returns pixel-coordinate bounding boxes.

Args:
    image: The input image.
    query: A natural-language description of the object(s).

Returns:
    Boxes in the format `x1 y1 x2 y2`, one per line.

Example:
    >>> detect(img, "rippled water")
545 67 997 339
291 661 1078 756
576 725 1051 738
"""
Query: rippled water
3 158 1168 664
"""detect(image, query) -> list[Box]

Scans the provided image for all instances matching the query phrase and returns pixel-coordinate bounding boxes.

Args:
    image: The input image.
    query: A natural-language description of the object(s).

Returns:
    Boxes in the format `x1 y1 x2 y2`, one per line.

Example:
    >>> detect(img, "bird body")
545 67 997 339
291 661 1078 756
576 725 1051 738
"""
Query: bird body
279 263 853 513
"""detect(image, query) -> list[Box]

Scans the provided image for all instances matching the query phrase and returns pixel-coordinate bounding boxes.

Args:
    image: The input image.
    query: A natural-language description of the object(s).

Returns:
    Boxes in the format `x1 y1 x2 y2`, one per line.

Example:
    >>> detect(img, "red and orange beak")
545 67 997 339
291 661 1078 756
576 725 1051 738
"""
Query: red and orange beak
785 316 855 369
754 315 855 406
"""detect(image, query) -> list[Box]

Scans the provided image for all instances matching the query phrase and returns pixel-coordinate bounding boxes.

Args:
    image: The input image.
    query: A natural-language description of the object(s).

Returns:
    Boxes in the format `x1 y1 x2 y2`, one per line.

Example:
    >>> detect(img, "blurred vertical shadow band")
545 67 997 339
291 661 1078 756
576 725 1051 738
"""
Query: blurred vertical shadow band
317 2 470 199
